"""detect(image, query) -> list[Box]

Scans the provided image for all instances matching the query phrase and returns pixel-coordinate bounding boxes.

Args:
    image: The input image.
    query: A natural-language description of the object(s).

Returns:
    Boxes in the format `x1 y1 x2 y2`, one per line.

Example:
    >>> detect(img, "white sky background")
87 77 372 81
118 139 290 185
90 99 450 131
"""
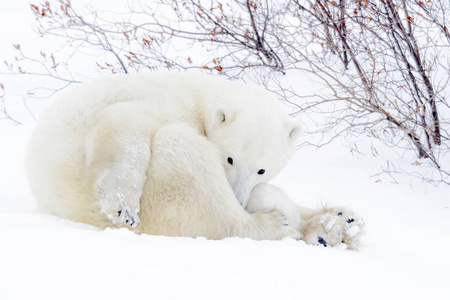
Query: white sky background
0 1 35 56
0 2 44 124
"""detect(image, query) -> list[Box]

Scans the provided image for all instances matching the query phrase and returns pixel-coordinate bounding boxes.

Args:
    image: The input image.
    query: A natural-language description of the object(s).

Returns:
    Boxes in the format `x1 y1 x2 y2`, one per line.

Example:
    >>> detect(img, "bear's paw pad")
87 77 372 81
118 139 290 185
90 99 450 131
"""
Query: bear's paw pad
300 207 364 250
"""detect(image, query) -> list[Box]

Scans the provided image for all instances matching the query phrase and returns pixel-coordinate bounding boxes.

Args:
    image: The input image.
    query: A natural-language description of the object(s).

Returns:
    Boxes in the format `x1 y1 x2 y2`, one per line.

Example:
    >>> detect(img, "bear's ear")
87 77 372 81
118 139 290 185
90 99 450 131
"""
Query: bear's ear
286 121 302 143
216 107 237 125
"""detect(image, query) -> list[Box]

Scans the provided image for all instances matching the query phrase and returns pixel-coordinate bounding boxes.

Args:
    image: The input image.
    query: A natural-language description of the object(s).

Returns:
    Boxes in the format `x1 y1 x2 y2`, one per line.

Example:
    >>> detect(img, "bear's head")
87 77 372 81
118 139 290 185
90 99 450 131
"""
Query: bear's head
205 94 302 208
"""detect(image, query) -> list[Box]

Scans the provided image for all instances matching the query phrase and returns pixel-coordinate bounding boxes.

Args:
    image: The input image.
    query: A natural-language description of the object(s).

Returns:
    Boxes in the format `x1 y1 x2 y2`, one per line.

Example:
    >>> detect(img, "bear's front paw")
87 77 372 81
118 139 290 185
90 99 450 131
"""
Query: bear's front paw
96 168 143 228
117 209 140 227
300 207 365 250
97 186 141 228
100 203 140 228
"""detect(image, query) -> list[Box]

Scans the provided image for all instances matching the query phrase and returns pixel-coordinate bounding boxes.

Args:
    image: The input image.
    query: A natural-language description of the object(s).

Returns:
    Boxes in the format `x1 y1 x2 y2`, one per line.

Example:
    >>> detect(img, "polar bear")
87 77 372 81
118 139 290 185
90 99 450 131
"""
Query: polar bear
25 72 302 240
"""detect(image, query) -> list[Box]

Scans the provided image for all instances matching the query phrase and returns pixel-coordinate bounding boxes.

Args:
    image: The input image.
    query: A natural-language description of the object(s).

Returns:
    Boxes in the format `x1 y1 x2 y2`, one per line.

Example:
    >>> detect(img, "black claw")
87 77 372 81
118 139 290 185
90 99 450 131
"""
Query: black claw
337 212 343 216
347 218 355 223
125 219 129 223
118 210 122 217
318 236 327 247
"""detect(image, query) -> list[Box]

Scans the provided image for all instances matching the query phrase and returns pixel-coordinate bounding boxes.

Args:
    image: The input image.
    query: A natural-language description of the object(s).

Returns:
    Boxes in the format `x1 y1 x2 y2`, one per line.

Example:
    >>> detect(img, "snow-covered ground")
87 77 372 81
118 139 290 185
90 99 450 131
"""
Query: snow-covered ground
1 125 449 300
1 2 450 300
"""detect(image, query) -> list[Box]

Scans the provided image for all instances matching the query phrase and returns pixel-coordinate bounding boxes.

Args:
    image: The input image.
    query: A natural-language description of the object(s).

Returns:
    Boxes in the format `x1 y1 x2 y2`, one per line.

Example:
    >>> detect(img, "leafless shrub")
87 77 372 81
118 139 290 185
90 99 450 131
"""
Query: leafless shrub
3 0 449 184
0 83 20 125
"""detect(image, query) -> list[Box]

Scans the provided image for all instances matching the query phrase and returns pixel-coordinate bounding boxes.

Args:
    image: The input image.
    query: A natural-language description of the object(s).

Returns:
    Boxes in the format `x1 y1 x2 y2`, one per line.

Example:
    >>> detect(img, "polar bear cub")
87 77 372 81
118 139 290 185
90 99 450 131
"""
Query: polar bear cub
25 72 301 240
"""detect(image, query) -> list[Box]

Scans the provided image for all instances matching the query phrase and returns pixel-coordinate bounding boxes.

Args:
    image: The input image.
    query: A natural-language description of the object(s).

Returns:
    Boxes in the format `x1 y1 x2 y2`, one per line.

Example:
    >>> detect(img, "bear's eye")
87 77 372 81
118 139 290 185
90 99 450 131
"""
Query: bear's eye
227 157 233 165
258 169 265 175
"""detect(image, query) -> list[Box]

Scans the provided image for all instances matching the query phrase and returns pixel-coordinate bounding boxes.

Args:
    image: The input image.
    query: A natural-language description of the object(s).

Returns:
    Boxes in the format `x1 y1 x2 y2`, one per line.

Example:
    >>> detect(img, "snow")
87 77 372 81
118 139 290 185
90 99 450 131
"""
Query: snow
1 2 450 300
1 126 449 300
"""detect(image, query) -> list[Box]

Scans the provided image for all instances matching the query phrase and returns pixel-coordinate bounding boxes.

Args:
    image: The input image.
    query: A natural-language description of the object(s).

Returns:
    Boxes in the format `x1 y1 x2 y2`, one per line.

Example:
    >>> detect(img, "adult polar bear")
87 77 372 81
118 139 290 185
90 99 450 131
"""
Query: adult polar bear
26 72 303 240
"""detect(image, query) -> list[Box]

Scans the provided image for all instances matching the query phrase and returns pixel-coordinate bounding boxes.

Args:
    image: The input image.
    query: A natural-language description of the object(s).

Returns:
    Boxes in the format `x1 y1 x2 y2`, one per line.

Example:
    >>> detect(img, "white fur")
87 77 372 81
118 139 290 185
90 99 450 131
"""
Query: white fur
25 72 301 240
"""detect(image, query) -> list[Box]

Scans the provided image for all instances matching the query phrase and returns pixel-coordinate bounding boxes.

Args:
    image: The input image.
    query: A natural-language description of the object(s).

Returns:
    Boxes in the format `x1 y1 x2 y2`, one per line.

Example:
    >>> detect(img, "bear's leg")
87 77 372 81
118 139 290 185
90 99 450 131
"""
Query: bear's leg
143 124 299 240
246 183 304 230
247 183 365 249
85 102 157 227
